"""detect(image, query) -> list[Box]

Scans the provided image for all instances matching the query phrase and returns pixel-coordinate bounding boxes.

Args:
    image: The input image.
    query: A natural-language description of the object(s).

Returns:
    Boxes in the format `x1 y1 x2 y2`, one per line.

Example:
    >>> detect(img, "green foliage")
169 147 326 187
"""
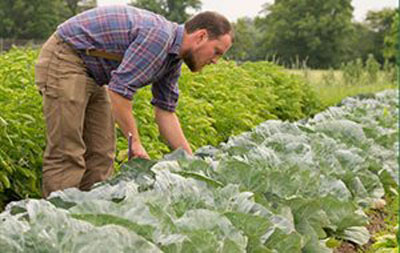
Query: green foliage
365 54 381 83
366 8 398 34
0 0 96 39
341 21 383 65
0 48 322 208
341 58 366 85
129 0 201 23
383 11 399 63
255 0 354 68
226 4 396 69
339 54 397 86
64 0 96 16
366 8 398 64
382 60 397 83
339 8 397 66
240 61 322 118
0 0 63 39
117 61 322 162
371 234 398 253
0 89 396 252
225 18 263 62
0 48 44 207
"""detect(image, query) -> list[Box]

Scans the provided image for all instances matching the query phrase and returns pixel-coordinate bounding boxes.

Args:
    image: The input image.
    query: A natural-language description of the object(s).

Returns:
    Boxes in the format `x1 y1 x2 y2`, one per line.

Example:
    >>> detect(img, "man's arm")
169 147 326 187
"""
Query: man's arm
154 106 193 155
107 89 149 159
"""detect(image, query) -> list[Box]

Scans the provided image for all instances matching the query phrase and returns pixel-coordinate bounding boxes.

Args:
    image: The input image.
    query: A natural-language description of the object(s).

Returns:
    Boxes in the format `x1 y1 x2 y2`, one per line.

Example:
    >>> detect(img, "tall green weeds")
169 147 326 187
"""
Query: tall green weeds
340 54 396 86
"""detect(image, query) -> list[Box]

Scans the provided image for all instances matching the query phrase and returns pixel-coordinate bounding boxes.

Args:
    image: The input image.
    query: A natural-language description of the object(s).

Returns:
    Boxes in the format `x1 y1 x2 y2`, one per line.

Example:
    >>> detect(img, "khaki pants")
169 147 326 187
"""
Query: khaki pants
35 34 115 198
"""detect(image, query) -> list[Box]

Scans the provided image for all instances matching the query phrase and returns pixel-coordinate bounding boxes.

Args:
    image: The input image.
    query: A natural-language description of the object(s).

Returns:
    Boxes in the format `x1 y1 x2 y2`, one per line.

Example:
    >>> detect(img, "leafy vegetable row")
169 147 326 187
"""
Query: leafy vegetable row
0 89 397 252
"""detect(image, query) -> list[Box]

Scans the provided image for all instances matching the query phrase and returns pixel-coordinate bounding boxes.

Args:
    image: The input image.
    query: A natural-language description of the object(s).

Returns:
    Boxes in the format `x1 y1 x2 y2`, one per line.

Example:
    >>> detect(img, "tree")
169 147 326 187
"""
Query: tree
383 11 399 63
129 0 201 23
340 22 376 63
64 0 97 16
0 0 97 39
0 0 65 39
365 8 397 64
225 18 263 62
255 0 354 68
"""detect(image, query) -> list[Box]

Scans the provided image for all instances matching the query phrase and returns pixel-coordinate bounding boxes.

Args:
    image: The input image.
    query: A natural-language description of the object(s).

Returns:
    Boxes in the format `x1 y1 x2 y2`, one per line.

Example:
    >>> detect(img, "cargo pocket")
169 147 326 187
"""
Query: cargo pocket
59 73 88 104
35 49 62 98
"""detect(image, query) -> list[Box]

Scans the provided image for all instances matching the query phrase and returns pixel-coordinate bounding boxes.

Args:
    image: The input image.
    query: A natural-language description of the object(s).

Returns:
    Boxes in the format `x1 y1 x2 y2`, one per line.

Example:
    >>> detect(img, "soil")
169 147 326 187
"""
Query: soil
334 242 357 253
333 205 388 253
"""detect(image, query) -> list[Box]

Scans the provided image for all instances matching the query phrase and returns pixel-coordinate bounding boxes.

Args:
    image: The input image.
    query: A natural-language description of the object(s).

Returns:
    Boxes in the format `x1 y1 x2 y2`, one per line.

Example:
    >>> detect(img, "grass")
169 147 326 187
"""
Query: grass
313 82 395 107
287 69 396 107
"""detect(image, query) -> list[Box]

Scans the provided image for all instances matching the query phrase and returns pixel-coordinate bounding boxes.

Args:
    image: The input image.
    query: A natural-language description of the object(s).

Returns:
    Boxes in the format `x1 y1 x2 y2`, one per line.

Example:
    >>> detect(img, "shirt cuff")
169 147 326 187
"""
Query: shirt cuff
151 98 177 112
107 83 135 100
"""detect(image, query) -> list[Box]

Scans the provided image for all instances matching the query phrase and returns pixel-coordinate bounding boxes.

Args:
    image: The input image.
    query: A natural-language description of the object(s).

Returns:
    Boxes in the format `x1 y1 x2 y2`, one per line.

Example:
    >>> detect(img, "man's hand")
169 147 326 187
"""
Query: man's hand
130 141 150 159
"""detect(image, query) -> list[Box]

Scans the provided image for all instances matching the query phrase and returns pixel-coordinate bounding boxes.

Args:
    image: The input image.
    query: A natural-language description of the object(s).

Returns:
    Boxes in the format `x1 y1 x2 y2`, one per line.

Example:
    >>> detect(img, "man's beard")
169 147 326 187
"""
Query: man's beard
182 50 199 72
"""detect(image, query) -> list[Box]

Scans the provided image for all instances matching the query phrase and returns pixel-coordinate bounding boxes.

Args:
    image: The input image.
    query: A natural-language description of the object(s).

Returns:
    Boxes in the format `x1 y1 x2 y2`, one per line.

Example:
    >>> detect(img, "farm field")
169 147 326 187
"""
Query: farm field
0 48 398 252
0 48 325 206
0 0 397 252
0 89 397 252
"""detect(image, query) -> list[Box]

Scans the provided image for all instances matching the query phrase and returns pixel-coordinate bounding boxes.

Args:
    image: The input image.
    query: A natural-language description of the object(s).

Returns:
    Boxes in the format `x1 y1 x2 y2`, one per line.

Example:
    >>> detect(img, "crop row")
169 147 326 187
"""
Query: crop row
0 89 397 252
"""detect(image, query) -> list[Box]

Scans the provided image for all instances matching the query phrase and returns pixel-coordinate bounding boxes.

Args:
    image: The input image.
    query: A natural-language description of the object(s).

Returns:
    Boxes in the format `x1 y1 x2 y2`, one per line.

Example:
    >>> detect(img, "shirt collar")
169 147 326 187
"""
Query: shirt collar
168 24 184 56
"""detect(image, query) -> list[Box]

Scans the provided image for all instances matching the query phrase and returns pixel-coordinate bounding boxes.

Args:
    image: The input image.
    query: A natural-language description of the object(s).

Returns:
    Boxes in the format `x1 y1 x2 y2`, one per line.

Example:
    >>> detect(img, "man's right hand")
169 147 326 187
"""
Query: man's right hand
107 89 150 160
131 141 150 160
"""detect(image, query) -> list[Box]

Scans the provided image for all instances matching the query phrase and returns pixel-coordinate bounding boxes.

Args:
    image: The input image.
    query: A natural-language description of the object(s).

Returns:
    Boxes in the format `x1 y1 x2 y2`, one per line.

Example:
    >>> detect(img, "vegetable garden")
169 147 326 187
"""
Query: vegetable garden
0 48 398 252
0 48 323 206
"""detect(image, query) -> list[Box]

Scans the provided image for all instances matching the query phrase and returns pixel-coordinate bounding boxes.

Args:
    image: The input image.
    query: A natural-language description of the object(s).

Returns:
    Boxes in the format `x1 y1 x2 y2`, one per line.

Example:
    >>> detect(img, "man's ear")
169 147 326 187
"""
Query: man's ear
194 29 208 44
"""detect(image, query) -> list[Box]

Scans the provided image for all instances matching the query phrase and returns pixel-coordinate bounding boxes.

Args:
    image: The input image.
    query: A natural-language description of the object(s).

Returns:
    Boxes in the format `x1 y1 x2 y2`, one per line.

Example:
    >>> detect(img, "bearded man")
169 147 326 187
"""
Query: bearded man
35 5 233 197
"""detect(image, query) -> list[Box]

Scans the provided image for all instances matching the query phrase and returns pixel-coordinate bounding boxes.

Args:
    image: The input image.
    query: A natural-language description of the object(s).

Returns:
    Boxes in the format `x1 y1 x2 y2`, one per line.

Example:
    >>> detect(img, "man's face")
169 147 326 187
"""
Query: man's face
183 32 232 72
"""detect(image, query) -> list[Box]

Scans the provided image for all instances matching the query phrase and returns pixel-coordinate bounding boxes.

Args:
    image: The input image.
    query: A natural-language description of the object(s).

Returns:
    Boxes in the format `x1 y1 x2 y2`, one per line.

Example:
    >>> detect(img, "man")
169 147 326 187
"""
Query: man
35 5 233 197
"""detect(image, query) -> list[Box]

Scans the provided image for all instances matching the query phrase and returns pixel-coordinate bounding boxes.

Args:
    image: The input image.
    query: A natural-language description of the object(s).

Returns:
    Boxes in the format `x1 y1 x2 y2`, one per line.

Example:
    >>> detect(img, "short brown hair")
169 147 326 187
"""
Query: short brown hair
184 11 234 42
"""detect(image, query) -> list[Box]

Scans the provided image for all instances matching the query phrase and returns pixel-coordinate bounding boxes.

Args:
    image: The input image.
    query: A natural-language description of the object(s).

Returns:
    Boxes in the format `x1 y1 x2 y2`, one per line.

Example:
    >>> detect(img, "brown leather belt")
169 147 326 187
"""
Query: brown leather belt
55 33 123 62
83 48 123 62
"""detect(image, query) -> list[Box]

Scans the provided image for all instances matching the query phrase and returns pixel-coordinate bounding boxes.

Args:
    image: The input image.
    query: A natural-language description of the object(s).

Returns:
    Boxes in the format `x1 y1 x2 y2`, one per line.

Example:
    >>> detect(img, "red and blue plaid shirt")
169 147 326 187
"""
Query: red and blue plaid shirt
57 6 184 112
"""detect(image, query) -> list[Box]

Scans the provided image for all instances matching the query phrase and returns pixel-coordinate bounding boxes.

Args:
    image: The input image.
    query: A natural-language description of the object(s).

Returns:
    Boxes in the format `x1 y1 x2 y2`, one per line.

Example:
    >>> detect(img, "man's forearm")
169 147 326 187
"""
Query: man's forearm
107 89 150 159
154 106 192 155
107 89 140 141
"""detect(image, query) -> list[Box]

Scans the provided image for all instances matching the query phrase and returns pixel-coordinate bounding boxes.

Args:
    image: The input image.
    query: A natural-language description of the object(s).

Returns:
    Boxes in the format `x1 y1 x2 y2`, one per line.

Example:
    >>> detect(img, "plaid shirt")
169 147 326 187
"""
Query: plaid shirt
57 6 184 112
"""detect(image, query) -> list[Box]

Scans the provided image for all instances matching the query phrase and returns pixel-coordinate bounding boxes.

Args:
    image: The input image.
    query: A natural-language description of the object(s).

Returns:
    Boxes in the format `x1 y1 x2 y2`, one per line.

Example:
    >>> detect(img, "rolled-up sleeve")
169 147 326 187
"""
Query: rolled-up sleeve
151 62 182 112
108 28 171 100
